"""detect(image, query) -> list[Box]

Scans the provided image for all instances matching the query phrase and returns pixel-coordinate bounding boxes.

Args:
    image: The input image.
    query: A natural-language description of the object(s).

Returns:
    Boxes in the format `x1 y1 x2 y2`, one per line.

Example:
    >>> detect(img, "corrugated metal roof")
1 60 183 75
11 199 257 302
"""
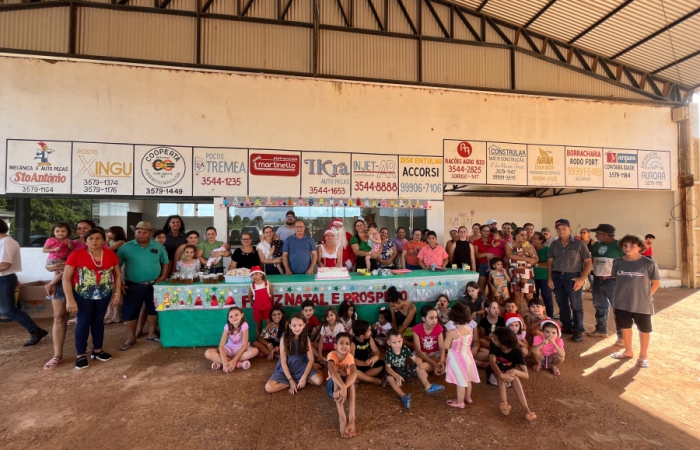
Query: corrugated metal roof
449 0 700 88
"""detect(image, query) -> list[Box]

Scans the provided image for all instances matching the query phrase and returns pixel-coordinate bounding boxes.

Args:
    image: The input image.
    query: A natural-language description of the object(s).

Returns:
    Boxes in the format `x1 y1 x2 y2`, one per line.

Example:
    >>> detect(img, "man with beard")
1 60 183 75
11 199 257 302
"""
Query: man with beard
276 210 297 242
327 218 355 270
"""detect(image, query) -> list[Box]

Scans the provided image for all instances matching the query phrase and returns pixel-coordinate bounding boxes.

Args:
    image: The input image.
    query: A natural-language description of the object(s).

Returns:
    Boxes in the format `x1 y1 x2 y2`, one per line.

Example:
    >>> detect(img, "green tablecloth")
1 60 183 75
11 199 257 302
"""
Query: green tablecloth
156 270 478 348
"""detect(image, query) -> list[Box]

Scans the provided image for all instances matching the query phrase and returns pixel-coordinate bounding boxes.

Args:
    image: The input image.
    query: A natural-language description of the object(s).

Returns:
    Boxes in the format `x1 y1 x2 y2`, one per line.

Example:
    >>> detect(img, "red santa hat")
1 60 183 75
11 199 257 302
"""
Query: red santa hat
331 218 344 227
249 266 265 276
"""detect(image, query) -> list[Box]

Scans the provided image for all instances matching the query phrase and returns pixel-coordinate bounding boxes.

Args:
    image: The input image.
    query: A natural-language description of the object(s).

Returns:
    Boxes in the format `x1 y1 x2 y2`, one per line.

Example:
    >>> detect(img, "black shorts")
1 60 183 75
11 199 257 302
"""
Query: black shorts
614 309 652 333
391 364 418 379
357 360 385 372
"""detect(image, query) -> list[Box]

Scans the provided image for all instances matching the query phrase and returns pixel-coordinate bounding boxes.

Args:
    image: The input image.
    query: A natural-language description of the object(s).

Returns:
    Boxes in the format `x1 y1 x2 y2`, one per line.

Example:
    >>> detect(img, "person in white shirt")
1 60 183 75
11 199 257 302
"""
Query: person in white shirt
0 219 48 346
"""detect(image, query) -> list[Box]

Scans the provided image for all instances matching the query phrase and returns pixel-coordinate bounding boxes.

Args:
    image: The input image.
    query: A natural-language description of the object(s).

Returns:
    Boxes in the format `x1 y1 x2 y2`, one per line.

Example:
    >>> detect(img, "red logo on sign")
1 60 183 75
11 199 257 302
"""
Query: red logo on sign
606 153 617 163
250 153 300 177
457 142 472 158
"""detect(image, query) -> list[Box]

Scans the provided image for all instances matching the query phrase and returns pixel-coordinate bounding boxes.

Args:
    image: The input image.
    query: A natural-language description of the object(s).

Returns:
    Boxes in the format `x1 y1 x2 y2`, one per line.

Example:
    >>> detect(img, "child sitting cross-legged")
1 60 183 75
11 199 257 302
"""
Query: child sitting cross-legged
205 306 259 372
487 327 537 421
412 305 445 375
350 320 385 386
531 320 565 376
384 328 445 410
326 332 358 438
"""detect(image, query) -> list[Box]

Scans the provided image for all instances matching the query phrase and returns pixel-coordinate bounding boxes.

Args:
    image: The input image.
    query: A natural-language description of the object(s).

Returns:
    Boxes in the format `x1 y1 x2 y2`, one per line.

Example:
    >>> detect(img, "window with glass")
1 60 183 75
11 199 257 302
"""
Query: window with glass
227 206 426 246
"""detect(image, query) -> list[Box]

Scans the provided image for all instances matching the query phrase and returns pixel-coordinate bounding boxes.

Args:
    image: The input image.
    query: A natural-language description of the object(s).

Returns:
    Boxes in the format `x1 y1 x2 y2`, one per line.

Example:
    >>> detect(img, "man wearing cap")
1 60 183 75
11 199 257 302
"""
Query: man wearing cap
541 227 557 246
547 219 592 342
276 211 297 242
588 224 625 344
117 222 169 350
487 219 498 234
283 219 317 275
445 228 458 263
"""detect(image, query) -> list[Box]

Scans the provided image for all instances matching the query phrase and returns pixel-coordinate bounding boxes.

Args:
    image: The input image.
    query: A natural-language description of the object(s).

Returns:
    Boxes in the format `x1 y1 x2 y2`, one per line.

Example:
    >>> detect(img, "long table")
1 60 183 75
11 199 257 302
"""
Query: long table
155 270 478 348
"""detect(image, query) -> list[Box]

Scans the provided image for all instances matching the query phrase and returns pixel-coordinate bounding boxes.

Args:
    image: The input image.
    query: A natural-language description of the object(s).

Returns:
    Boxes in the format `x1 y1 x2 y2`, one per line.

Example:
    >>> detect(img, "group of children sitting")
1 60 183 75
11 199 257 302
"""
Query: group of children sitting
203 272 562 437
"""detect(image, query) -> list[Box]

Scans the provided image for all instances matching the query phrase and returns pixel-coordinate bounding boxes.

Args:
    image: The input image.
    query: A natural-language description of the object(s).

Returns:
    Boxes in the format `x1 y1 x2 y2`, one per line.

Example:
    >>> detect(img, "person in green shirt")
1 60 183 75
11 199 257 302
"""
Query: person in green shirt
196 227 231 274
531 232 554 318
587 224 625 343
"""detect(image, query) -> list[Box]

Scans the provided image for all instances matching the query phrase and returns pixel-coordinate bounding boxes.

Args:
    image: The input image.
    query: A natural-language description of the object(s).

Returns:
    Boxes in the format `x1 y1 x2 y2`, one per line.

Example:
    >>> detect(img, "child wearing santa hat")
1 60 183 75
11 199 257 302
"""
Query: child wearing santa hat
531 320 566 375
506 315 529 358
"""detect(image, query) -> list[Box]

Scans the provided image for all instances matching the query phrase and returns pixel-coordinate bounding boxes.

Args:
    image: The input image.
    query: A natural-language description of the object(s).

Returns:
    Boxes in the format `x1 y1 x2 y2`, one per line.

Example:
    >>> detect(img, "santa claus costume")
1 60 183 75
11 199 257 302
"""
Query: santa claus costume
325 218 355 269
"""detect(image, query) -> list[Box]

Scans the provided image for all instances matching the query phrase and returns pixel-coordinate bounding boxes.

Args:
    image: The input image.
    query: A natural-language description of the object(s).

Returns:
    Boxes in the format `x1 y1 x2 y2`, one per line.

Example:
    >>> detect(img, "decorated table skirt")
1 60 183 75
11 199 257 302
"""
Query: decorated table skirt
155 270 478 348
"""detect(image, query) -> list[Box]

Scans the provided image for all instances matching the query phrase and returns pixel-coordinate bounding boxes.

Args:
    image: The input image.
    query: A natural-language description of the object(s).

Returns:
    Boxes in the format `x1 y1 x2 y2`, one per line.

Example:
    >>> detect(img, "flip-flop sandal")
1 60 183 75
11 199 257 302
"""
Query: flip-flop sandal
446 399 465 409
551 366 561 376
211 362 221 370
146 336 160 342
636 359 649 368
43 357 63 370
610 352 633 360
104 319 115 325
119 341 136 351
532 364 542 372
525 412 537 421
499 402 511 416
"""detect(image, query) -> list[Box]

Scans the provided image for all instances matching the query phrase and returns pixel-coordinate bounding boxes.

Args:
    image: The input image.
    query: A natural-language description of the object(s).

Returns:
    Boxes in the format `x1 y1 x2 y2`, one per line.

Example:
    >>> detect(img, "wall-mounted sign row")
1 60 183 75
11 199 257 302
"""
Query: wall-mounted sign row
3 140 445 199
443 140 672 190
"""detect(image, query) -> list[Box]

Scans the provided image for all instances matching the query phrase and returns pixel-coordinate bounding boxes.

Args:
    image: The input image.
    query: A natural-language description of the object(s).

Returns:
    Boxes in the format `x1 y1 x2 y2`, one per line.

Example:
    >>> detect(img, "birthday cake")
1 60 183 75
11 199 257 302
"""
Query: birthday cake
315 267 351 280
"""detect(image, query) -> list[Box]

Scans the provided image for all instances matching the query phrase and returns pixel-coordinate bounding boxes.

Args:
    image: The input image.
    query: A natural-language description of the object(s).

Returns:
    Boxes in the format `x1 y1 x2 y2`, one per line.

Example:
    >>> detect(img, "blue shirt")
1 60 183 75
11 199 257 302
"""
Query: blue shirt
283 235 316 274
117 239 169 283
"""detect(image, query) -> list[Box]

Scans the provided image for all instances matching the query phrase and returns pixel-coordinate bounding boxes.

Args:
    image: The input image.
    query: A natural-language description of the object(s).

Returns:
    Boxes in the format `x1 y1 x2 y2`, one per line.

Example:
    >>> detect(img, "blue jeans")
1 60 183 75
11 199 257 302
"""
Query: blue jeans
592 277 621 338
0 274 40 334
552 271 584 333
534 278 554 318
74 292 111 355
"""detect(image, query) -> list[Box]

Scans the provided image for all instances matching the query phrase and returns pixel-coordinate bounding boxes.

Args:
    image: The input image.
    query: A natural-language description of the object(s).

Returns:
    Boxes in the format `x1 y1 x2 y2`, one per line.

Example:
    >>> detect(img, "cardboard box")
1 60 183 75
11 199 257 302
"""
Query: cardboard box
20 300 54 319
19 281 52 302
18 281 54 318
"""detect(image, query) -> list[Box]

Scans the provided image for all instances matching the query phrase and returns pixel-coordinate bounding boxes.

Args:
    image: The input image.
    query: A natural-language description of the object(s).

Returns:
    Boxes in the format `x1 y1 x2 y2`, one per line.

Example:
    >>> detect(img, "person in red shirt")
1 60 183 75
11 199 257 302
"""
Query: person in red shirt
643 234 655 258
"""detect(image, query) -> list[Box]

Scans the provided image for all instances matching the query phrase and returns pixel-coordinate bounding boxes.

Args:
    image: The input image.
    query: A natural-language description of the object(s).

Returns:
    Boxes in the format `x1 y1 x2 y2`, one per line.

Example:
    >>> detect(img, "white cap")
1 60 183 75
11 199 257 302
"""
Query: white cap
487 219 497 225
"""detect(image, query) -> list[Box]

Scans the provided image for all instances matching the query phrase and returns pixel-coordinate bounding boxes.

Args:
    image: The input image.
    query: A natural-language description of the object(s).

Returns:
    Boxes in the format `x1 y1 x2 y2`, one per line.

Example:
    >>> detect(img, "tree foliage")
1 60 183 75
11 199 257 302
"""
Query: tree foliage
29 199 92 235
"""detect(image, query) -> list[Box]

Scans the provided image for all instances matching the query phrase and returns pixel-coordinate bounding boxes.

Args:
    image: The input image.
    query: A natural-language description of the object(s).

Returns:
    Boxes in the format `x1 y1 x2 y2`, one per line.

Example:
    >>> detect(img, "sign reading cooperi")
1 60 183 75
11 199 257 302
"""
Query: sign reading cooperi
135 145 192 196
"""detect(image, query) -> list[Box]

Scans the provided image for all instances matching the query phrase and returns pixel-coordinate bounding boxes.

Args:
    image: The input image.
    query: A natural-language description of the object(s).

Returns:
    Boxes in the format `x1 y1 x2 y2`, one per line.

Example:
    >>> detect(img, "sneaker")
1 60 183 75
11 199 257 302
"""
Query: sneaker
75 356 89 370
236 360 250 370
401 394 411 410
487 374 498 386
586 331 608 338
572 332 583 343
426 384 445 395
91 351 112 362
23 328 49 347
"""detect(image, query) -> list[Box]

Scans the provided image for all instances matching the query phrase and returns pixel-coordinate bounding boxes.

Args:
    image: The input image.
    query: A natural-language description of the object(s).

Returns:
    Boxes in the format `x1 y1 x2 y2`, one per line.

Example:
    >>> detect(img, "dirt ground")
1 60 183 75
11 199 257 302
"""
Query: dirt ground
1 288 699 450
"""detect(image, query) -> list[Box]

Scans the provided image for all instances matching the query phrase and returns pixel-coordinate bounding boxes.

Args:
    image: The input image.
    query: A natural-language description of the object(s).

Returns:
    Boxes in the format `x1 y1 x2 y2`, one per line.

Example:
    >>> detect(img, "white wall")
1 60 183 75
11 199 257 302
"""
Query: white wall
444 196 543 233
541 190 677 268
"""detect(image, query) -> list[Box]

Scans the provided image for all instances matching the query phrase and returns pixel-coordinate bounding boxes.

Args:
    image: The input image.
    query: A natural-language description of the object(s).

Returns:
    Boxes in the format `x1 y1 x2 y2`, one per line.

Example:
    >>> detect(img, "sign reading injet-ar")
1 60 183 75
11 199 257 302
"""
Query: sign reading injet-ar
6 140 72 194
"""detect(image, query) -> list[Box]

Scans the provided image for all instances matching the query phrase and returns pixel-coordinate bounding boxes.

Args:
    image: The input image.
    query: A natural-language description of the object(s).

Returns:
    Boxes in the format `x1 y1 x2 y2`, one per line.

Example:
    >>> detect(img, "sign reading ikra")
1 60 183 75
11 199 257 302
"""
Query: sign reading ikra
72 143 134 196
443 140 487 184
486 142 527 185
527 145 565 187
6 140 72 194
193 147 247 196
301 152 351 198
134 145 192 196
398 155 443 200
350 154 398 197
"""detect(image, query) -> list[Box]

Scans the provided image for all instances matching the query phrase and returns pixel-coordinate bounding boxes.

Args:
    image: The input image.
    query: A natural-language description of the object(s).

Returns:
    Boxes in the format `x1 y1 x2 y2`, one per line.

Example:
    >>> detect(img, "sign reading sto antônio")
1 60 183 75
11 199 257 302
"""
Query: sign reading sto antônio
6 140 72 194
443 139 671 190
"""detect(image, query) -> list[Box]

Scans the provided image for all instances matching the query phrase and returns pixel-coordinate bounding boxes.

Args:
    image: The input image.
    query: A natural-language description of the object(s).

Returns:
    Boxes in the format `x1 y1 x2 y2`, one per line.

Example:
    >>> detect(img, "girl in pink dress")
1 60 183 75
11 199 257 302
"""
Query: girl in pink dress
441 302 480 408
